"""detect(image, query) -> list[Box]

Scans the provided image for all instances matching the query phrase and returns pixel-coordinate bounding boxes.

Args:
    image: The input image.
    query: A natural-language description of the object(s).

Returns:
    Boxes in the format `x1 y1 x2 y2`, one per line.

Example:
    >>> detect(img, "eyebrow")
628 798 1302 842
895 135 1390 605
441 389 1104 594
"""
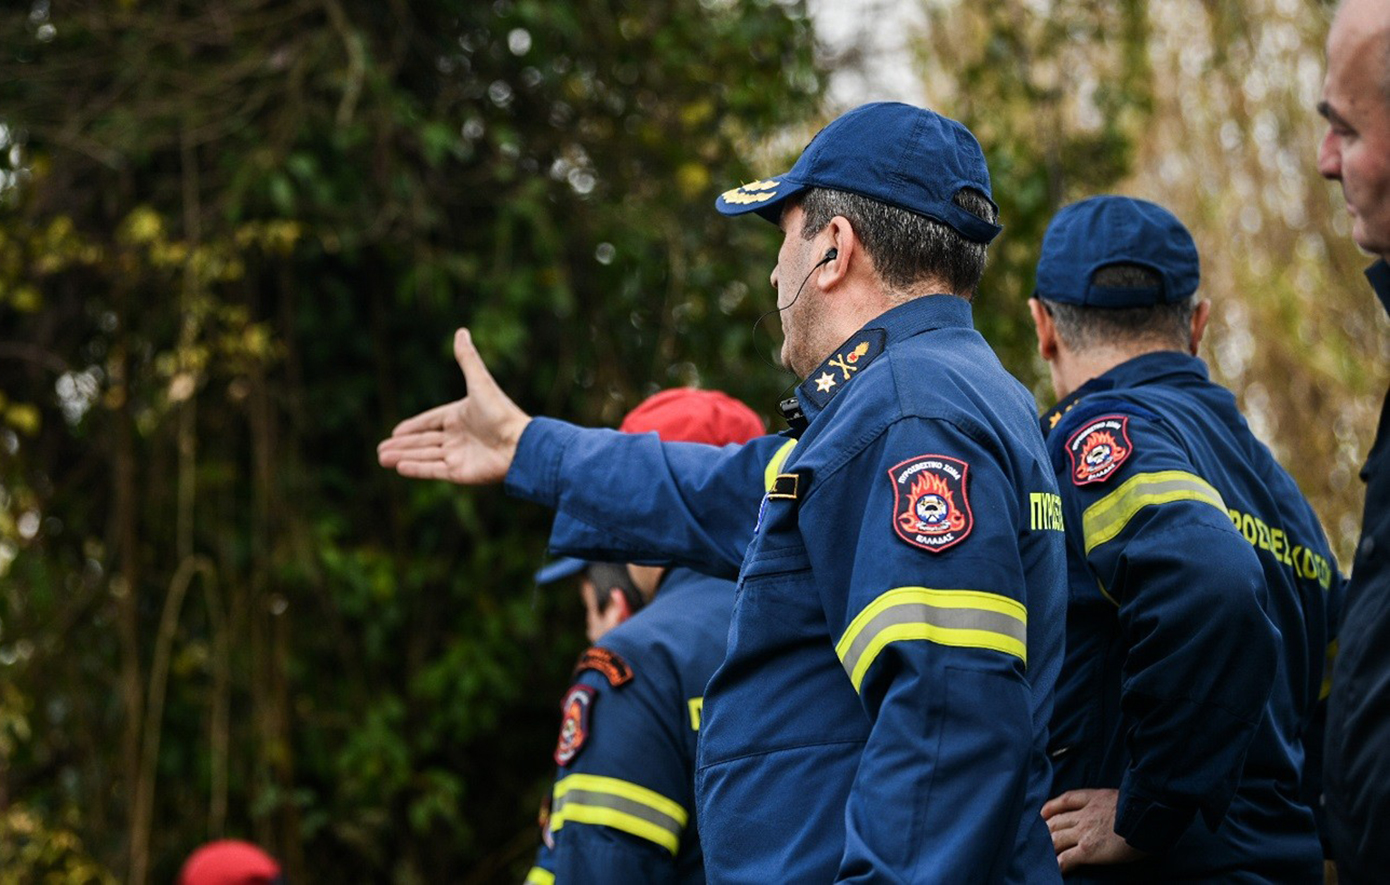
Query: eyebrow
1317 100 1349 128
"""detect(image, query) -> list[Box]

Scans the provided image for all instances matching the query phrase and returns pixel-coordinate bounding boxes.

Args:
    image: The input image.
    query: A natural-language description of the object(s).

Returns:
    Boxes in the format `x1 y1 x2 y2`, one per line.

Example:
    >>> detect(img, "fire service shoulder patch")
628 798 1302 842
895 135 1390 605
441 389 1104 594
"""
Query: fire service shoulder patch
889 455 973 553
1066 415 1133 486
554 684 596 767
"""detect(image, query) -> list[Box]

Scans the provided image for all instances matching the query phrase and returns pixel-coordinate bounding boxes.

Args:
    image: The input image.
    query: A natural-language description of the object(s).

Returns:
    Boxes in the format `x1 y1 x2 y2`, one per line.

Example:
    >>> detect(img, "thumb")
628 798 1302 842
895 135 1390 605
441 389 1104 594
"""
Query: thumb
453 327 498 396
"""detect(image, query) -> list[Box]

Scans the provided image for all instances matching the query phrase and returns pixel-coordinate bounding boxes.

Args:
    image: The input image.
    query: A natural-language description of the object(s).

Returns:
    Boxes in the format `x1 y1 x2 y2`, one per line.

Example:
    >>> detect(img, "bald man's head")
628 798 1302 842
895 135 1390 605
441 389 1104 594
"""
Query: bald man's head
1321 0 1390 256
1331 0 1390 102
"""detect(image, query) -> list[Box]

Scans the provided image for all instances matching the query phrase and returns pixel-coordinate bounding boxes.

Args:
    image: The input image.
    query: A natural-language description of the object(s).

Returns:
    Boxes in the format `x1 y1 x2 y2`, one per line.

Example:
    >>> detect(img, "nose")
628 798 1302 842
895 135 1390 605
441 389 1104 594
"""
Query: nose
1318 129 1342 180
770 264 780 291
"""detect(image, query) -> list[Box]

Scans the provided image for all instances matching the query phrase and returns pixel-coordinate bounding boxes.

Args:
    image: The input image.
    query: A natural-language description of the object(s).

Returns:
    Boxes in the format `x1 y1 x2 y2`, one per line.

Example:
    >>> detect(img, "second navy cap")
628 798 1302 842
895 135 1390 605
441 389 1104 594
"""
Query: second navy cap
1035 195 1199 308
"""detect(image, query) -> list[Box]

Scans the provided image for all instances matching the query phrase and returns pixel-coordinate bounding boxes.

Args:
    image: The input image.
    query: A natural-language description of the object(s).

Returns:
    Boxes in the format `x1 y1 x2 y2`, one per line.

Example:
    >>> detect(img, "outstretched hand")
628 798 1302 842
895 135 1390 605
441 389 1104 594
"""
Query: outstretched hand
1042 788 1146 873
377 328 532 485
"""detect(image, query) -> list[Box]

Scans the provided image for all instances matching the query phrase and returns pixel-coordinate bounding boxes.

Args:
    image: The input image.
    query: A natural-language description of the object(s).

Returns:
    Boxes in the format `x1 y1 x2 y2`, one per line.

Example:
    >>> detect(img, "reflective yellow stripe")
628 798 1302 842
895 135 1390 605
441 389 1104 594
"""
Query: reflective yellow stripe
1082 470 1226 555
835 587 1028 691
524 866 555 885
763 439 797 491
551 773 687 855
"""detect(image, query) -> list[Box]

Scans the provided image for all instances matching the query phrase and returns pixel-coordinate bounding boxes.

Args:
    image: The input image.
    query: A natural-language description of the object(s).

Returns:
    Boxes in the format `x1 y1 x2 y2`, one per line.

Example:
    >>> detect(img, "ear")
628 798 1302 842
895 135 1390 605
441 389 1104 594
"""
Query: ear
1029 298 1059 361
607 588 633 624
816 215 857 290
1189 299 1212 354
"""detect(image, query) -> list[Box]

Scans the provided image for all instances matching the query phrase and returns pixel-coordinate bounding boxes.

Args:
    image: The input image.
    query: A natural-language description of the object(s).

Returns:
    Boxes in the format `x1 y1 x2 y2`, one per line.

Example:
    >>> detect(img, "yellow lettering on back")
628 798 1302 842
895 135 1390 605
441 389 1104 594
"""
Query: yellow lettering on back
1227 508 1332 590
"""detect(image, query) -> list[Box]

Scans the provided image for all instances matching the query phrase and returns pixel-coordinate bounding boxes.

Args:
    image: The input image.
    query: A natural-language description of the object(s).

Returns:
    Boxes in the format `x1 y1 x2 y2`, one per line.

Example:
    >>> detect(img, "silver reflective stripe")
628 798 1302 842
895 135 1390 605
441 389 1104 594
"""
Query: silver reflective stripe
553 787 683 840
839 602 1028 681
1081 470 1226 554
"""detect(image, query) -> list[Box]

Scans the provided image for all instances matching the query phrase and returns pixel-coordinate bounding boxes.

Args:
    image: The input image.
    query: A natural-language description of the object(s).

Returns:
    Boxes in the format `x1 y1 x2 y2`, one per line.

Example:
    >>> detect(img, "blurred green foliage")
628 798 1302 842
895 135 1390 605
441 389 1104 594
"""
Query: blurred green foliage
0 0 819 880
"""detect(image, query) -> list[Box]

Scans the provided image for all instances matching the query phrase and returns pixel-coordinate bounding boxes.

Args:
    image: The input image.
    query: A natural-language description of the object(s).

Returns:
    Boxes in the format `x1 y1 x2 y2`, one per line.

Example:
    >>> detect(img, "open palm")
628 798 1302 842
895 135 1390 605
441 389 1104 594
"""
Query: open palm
376 328 531 486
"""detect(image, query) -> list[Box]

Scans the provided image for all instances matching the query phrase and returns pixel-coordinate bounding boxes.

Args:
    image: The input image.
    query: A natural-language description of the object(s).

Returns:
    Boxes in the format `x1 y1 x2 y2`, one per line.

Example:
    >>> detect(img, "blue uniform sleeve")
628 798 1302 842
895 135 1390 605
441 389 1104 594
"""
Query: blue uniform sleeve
545 664 693 883
803 417 1036 882
505 417 793 579
1055 404 1280 852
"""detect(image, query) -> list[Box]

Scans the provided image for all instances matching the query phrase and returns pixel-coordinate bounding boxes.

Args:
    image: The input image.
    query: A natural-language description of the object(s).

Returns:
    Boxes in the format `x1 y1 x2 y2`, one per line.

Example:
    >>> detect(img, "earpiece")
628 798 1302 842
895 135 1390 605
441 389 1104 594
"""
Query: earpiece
821 247 838 263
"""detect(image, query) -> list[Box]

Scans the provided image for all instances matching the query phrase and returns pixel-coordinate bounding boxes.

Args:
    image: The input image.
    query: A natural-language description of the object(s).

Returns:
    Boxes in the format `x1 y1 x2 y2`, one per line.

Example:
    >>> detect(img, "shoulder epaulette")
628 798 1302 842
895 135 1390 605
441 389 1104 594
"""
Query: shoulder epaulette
573 646 634 688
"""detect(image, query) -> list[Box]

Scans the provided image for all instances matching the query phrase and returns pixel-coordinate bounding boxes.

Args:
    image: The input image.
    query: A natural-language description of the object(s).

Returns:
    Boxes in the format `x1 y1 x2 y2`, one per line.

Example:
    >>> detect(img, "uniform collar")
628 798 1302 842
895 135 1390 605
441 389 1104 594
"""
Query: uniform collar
1040 350 1206 436
1367 259 1390 318
784 295 974 429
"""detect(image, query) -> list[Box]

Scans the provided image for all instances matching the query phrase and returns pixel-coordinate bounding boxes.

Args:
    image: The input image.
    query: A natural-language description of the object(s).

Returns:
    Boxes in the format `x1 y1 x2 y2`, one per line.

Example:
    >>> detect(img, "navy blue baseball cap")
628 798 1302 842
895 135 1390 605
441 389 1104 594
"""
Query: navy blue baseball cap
534 556 586 585
715 102 1002 243
1035 196 1200 307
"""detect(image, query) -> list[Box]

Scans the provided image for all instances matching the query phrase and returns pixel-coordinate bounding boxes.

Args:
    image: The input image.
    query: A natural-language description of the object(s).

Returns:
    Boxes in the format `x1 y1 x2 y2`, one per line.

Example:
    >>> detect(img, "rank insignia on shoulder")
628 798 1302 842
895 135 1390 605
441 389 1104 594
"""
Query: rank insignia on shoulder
799 329 887 410
573 647 633 688
1066 415 1133 485
554 684 596 767
889 455 973 553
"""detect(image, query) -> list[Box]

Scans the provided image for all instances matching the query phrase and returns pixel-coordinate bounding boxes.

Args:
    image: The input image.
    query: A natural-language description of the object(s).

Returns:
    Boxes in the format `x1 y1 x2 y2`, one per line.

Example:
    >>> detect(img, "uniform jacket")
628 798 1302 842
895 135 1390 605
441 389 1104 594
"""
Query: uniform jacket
1325 259 1390 884
526 567 735 885
508 295 1068 883
1041 351 1342 882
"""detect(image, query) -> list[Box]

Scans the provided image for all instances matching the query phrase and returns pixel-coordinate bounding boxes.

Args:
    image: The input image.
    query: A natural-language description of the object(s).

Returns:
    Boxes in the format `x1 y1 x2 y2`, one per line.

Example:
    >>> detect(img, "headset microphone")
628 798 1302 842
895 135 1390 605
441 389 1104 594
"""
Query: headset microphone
752 244 841 372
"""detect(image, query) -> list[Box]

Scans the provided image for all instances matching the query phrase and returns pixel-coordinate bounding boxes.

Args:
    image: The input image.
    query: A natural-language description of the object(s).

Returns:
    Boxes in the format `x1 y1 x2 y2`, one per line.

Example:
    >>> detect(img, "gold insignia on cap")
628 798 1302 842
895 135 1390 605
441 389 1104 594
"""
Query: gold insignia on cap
720 178 781 205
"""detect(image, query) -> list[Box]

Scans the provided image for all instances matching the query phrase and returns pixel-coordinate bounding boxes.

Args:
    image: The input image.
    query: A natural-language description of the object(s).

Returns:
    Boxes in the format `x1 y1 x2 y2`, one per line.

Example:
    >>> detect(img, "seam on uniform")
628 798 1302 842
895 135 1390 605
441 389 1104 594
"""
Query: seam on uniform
696 737 867 770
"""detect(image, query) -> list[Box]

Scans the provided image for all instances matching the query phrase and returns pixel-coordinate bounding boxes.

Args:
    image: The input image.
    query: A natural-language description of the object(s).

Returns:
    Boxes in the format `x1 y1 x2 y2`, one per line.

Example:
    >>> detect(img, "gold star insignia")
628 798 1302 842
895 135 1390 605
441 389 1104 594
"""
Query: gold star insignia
814 372 837 393
1049 412 1061 429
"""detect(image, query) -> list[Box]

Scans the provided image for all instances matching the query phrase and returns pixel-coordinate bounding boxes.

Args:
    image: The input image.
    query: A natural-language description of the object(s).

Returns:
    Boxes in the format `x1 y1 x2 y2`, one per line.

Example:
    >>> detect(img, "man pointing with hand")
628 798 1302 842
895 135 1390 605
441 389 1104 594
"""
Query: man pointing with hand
381 102 1066 883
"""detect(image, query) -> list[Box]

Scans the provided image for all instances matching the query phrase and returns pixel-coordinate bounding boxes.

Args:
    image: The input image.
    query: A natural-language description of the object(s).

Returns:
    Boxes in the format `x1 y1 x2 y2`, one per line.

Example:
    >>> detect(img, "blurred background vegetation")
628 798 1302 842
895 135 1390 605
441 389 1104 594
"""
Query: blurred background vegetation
0 0 1378 881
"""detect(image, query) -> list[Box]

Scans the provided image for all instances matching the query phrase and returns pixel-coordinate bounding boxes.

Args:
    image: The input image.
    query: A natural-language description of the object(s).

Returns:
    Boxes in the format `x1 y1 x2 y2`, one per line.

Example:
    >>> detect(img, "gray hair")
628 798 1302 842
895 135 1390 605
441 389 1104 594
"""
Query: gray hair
1041 264 1197 351
798 187 998 299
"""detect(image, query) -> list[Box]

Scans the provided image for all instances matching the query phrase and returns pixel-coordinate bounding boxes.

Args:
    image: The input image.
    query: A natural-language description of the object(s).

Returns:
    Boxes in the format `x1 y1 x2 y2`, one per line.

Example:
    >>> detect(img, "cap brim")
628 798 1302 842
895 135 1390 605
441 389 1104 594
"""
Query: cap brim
715 176 807 223
534 557 587 585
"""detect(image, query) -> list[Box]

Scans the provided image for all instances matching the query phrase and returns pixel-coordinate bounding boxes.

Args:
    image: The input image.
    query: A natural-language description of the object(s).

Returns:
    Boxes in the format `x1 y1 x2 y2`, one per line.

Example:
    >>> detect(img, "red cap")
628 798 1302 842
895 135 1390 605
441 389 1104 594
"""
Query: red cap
178 841 282 885
619 388 764 445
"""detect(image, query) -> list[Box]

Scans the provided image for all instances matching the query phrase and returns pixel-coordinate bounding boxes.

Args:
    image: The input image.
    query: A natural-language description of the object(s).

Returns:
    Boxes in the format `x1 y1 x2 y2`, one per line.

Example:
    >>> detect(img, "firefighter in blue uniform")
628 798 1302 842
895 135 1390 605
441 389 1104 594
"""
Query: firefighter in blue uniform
1028 196 1342 881
521 388 763 885
379 102 1068 883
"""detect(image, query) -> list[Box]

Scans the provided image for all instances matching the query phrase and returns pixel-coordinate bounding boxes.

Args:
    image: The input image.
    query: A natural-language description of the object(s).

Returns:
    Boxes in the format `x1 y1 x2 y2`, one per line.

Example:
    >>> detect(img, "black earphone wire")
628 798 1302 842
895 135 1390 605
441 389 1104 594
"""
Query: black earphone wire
751 248 837 375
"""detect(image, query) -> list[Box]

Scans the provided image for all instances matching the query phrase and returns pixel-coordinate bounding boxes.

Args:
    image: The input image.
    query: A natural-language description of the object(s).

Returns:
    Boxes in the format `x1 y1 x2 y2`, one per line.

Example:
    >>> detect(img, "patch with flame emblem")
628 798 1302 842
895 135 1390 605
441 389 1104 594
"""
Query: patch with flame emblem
889 455 973 553
554 685 596 767
1066 415 1133 485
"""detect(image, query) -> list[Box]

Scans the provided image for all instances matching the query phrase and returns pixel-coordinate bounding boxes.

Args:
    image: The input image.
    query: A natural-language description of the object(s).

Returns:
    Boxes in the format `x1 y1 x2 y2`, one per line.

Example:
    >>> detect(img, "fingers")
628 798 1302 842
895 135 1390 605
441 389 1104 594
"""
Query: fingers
394 459 454 481
379 431 446 454
1041 790 1091 818
1045 811 1077 836
1047 809 1079 856
387 402 458 438
1057 845 1085 874
378 430 448 468
378 444 448 469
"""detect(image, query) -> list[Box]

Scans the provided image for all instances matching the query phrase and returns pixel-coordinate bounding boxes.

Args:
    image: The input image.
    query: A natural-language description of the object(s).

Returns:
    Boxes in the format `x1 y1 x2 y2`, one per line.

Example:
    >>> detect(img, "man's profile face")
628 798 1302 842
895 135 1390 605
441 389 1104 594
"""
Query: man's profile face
771 203 823 377
1319 0 1390 257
